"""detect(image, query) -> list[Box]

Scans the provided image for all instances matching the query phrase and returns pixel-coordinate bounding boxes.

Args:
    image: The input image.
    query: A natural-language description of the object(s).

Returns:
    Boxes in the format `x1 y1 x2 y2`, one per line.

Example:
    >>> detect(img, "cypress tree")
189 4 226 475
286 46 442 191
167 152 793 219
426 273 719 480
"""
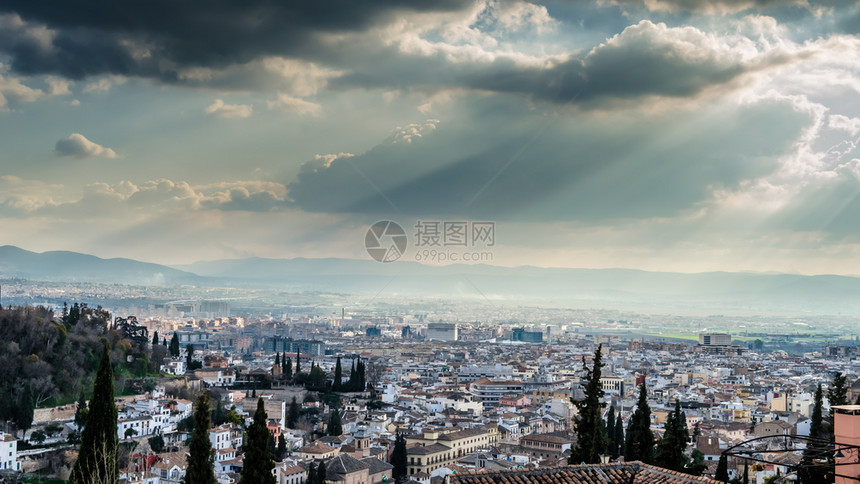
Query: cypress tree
275 352 281 369
69 343 118 484
317 461 327 484
277 433 287 460
625 381 654 464
614 413 624 458
800 383 831 483
74 391 88 430
186 391 217 484
569 345 609 464
391 433 408 484
742 461 749 484
715 454 729 482
284 358 293 379
170 333 180 357
307 462 317 484
295 350 301 374
348 360 357 391
186 344 195 370
655 399 689 471
333 356 343 391
239 398 276 484
163 337 167 346
357 359 366 391
328 408 343 436
152 330 159 346
287 396 300 429
606 405 616 458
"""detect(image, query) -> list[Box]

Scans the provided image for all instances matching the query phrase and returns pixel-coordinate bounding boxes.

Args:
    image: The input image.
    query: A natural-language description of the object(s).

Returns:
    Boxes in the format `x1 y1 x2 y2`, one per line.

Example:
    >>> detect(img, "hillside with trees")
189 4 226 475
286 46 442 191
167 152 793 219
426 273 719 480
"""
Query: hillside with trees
0 304 165 436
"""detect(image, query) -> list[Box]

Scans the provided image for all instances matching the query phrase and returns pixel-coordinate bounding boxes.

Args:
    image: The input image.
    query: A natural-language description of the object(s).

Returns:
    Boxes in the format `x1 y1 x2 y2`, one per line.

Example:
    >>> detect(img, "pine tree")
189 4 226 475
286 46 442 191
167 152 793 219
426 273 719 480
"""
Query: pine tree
328 408 343 436
333 356 343 391
715 454 729 482
614 414 624 459
170 333 180 357
152 330 159 346
287 396 300 428
625 381 654 464
655 399 689 471
69 342 118 484
391 433 408 484
606 405 616 458
828 372 849 425
74 391 88 430
186 391 217 484
569 345 609 464
239 398 276 484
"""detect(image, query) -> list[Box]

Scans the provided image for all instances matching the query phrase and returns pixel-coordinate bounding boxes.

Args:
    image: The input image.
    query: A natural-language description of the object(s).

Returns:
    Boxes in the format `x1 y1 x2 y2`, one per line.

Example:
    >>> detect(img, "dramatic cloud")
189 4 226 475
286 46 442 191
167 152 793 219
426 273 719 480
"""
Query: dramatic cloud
204 99 253 119
54 133 117 159
600 0 809 14
286 95 810 220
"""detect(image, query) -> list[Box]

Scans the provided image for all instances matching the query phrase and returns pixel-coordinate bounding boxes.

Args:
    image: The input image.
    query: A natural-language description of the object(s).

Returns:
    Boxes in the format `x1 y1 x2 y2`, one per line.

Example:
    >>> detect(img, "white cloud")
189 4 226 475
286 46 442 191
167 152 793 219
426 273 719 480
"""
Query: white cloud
267 93 322 116
829 114 860 136
46 77 71 96
204 99 253 119
0 69 44 110
82 76 126 93
54 133 118 159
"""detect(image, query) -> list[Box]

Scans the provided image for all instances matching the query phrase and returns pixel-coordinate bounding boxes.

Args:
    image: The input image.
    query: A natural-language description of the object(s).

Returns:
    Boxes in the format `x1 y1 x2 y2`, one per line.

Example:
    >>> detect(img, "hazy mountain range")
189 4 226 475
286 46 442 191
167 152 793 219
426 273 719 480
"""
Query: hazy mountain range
2 245 860 312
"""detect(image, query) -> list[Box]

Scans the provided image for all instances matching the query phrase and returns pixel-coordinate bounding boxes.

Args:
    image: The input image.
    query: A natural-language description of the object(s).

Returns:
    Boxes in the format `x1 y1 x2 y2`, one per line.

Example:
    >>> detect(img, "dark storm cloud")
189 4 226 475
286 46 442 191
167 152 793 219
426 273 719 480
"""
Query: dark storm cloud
286 96 811 221
0 0 473 80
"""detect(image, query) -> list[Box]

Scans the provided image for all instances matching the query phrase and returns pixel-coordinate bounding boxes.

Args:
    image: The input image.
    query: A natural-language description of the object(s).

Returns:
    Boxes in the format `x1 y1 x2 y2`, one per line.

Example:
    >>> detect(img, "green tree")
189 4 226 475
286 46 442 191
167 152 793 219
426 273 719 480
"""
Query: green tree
30 429 46 445
186 344 195 369
742 461 749 484
625 381 654 464
284 357 293 379
828 372 849 433
14 383 34 437
69 342 118 484
152 330 159 346
277 433 287 460
613 413 624 459
239 398 276 484
148 434 165 453
391 433 408 484
655 399 689 471
569 345 609 464
186 391 217 484
295 350 301 374
333 356 343 391
307 462 318 484
170 333 180 357
685 449 707 476
606 405 616 458
328 408 343 436
287 396 300 429
317 461 327 484
715 453 729 482
800 383 830 483
275 352 281 370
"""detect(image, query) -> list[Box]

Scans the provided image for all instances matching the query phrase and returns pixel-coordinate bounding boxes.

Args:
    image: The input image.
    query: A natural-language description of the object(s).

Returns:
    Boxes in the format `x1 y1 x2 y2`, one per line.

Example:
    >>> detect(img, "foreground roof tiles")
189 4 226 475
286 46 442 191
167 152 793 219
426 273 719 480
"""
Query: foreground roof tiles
448 462 715 484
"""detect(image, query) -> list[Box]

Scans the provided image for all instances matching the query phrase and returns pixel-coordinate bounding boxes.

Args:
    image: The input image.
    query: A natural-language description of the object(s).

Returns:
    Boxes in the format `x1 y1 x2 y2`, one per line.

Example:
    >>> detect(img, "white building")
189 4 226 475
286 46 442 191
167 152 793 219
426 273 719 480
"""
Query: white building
0 433 19 472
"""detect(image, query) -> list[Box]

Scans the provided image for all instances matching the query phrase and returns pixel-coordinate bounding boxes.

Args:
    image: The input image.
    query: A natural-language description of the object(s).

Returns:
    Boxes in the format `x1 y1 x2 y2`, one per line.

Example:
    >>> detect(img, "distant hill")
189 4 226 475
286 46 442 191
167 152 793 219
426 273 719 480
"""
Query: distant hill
0 245 201 285
4 245 860 312
176 256 860 312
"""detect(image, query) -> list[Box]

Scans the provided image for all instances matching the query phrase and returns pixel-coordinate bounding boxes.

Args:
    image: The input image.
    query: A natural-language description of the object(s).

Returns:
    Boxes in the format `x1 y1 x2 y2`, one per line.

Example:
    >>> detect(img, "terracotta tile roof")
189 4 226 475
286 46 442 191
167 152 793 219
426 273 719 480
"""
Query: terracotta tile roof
447 462 716 484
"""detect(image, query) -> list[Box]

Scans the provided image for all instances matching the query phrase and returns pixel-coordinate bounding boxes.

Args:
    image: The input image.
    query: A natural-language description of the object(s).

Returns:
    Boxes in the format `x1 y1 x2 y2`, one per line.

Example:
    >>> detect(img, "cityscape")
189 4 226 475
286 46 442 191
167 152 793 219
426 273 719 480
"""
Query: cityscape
1 1 860 484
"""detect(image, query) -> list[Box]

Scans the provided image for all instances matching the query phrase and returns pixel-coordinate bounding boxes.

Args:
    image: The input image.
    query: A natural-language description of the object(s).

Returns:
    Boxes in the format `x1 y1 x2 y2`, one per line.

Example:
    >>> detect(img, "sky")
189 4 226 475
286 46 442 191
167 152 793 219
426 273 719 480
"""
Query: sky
0 0 859 274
